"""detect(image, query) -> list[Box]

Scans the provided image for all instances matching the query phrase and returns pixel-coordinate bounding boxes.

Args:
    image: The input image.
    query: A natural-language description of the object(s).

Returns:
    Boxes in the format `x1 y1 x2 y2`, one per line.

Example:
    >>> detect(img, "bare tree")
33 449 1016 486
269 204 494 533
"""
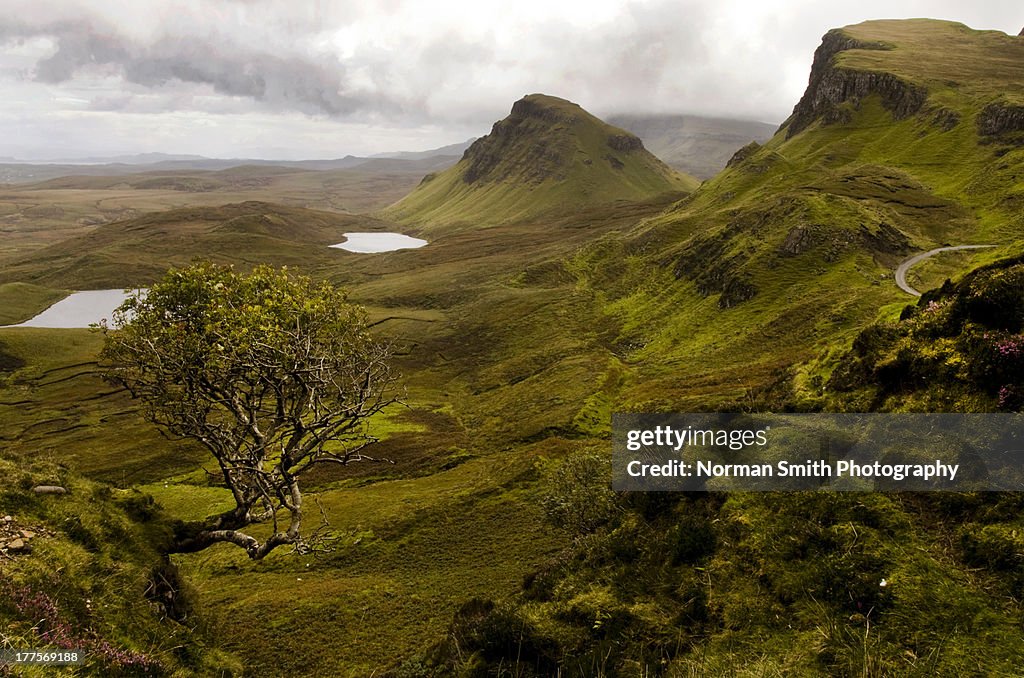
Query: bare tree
99 263 397 560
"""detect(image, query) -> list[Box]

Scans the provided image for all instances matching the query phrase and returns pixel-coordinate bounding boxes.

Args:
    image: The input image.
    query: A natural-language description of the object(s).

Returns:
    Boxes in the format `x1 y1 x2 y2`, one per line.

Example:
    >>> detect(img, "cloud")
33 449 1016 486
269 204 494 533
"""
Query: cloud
0 0 1021 159
0 14 393 117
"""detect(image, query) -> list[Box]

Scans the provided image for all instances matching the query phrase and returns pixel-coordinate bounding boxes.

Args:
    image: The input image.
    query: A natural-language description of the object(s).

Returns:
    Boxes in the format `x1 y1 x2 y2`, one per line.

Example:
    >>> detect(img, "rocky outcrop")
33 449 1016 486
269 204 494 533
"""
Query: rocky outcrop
670 232 758 309
508 96 578 125
930 107 960 132
784 29 927 138
977 101 1024 142
606 133 644 153
858 222 912 256
725 141 761 169
461 100 575 185
779 225 822 256
460 96 650 185
32 485 68 495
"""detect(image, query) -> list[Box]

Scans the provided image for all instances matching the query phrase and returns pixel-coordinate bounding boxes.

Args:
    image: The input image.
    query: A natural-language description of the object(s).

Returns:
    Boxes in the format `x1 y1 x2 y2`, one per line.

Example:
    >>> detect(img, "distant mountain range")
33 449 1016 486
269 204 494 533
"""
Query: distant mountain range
369 139 477 160
607 113 777 179
0 116 777 186
0 150 466 185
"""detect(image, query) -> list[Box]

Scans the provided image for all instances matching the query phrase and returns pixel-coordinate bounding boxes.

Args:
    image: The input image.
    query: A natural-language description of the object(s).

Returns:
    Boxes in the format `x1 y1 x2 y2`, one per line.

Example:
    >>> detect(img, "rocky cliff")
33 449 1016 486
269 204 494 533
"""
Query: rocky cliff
784 29 927 138
978 101 1024 142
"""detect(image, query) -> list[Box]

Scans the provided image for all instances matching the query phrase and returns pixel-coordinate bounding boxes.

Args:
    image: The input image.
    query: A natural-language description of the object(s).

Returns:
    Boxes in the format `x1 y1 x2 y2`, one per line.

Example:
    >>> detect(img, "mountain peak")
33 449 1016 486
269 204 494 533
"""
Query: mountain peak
459 93 648 186
782 19 1024 140
510 93 586 121
383 94 695 230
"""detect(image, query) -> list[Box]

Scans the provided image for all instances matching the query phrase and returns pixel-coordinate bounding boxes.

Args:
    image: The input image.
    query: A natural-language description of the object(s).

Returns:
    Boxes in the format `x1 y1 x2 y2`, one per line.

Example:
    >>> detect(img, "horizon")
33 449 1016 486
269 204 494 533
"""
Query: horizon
0 106 784 164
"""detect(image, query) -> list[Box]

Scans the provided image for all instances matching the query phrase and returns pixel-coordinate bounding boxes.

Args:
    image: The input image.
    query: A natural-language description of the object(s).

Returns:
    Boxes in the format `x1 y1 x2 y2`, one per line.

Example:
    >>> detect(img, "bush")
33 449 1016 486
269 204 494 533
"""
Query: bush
668 513 716 565
441 599 559 676
540 451 618 537
950 265 1024 332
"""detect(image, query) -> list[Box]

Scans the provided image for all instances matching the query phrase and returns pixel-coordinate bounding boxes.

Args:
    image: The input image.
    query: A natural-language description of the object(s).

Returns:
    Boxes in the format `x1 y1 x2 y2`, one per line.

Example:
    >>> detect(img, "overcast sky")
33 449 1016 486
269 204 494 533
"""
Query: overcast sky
0 0 1020 160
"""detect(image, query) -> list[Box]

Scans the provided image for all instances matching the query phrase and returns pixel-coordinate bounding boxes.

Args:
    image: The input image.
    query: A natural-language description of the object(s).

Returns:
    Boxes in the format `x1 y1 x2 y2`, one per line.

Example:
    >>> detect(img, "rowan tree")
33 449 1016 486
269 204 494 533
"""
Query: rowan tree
99 262 396 559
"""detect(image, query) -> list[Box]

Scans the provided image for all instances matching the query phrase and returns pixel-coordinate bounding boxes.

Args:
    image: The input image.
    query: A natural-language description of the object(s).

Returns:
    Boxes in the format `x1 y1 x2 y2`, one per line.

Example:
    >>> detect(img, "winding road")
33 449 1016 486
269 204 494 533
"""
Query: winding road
894 245 996 297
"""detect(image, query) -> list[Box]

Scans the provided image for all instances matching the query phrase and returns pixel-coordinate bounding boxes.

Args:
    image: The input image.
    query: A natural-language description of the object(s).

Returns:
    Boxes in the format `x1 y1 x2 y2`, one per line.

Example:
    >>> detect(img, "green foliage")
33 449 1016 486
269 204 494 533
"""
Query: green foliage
0 454 242 676
539 450 618 537
440 598 559 676
828 256 1024 410
99 262 397 559
4 17 1024 676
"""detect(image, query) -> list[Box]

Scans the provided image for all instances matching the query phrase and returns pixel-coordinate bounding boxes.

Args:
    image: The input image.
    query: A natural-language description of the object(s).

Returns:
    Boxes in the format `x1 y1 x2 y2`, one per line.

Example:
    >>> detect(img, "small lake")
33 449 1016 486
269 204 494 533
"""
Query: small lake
330 232 427 253
15 289 140 328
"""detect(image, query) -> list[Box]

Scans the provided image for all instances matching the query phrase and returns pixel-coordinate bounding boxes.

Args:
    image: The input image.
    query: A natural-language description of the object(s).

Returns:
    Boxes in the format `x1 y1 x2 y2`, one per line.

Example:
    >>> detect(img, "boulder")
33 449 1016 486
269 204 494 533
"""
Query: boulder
31 485 67 495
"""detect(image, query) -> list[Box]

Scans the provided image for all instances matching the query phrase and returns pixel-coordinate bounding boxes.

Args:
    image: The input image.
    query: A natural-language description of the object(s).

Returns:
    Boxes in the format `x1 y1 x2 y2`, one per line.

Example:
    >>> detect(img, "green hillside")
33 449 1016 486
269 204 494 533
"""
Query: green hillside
3 17 1024 678
555 19 1024 411
0 452 241 675
0 201 409 289
382 94 698 230
409 19 1024 676
828 252 1024 412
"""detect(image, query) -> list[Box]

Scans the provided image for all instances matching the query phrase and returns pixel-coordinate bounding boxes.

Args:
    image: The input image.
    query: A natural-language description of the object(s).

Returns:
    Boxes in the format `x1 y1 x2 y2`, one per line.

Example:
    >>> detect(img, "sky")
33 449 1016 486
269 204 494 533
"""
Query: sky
0 0 1021 160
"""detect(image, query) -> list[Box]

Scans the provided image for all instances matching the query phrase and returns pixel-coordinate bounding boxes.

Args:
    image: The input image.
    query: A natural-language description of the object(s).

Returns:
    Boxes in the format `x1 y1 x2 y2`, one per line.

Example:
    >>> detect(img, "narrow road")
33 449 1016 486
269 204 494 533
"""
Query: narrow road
894 245 996 297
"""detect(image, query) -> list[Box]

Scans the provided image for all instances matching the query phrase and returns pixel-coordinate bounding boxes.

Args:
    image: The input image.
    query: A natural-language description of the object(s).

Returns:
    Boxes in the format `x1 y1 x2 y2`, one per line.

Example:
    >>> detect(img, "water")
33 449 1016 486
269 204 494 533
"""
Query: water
14 289 141 328
330 232 427 253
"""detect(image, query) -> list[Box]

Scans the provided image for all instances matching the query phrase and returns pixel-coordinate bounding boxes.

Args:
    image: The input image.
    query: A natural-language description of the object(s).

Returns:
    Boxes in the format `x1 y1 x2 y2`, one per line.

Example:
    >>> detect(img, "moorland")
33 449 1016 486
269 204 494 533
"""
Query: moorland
1 18 1024 677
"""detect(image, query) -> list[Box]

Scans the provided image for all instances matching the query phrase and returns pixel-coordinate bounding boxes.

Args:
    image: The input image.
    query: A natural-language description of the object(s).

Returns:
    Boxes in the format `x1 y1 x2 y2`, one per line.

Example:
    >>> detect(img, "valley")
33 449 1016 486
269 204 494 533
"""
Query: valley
1 16 1023 677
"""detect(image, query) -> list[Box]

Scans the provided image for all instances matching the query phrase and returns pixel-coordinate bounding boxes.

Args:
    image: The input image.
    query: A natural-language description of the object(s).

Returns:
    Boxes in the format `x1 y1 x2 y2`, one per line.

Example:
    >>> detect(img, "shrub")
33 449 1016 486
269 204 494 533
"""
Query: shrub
540 451 618 537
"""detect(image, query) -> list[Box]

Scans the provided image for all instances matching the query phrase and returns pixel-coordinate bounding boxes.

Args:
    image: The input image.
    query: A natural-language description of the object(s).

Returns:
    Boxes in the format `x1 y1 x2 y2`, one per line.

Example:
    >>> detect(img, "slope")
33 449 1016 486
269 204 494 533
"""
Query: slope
415 20 1024 676
0 201 408 289
382 94 698 231
560 19 1024 409
4 18 1024 677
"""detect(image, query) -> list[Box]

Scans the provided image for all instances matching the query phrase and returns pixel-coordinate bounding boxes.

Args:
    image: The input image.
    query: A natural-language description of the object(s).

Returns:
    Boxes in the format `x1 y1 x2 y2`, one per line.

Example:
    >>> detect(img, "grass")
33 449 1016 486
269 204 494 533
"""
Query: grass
161 441 570 676
0 282 68 325
0 201 416 289
0 164 435 261
903 246 1003 294
1 17 1023 675
382 94 698 231
0 454 243 676
838 20 1024 100
0 328 210 484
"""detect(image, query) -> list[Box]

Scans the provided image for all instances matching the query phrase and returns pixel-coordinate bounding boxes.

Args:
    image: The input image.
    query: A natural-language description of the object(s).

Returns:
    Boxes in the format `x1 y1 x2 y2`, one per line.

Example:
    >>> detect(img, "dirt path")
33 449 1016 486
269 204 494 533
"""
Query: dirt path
895 245 996 297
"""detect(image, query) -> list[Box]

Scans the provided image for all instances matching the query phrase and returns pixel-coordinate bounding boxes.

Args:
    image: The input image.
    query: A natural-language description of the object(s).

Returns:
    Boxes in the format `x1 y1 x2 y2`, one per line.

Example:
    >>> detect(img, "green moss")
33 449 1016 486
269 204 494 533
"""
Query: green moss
0 455 242 676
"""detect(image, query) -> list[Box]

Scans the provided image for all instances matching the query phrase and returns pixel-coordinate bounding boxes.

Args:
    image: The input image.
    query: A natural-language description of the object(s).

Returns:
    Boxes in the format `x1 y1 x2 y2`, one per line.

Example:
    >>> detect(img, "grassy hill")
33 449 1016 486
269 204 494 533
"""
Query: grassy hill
552 19 1024 411
404 19 1024 675
828 251 1024 412
0 165 442 262
382 94 698 230
2 17 1024 678
0 201 412 289
0 451 241 675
